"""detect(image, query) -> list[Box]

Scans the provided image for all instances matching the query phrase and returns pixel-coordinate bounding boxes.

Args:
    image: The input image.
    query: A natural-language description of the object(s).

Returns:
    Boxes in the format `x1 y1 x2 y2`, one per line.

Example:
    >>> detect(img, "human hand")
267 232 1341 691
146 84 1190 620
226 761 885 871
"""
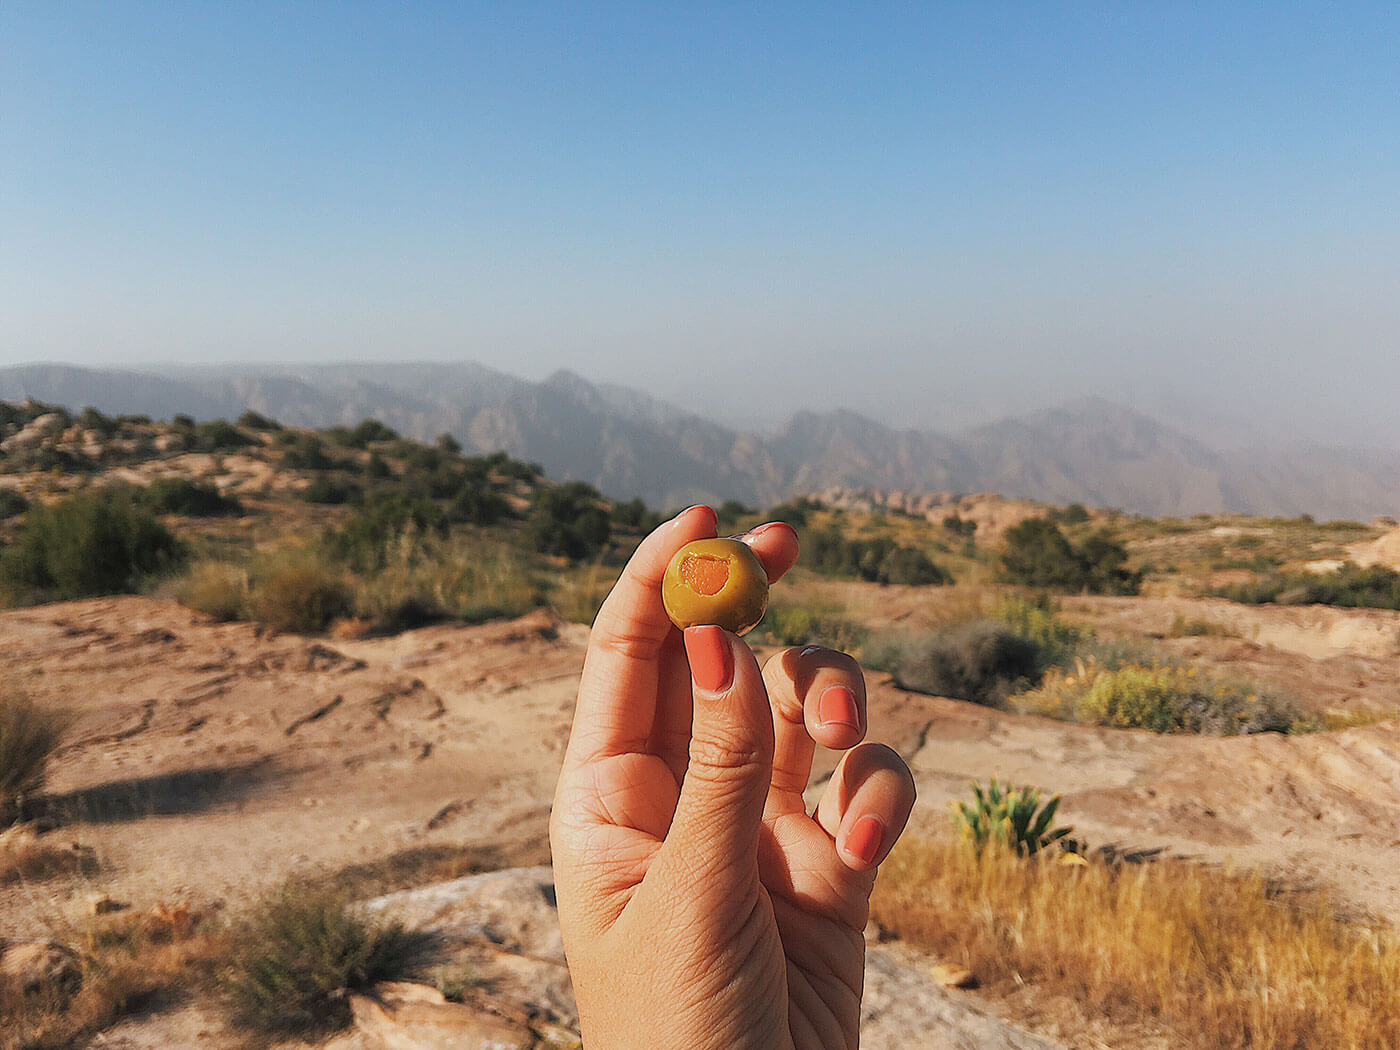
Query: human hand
550 505 917 1050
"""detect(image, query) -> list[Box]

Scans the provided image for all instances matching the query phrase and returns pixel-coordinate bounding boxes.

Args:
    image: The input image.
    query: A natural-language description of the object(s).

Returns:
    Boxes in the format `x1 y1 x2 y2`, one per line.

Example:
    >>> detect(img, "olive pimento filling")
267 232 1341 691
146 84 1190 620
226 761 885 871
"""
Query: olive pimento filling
679 553 729 596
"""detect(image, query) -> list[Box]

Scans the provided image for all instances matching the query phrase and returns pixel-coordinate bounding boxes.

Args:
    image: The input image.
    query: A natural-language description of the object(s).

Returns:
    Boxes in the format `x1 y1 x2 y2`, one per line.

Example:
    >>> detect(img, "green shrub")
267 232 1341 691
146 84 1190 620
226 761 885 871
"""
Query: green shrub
223 879 436 1034
765 497 822 529
0 692 69 805
805 525 951 585
886 621 1044 706
324 422 397 450
322 496 446 573
143 478 241 517
364 451 392 479
525 482 610 560
1218 563 1400 611
79 406 117 436
1015 660 1313 735
993 595 1089 664
446 481 510 526
951 778 1073 858
998 518 1139 594
0 491 184 601
749 602 869 653
0 489 27 521
300 475 362 505
237 410 281 431
942 513 977 539
247 562 353 634
175 562 247 622
193 419 253 452
281 435 332 471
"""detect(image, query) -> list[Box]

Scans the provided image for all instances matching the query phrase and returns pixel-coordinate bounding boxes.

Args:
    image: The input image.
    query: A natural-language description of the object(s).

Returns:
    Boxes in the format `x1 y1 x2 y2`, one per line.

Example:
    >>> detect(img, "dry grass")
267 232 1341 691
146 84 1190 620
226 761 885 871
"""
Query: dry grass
871 836 1400 1050
0 691 70 806
1168 614 1239 638
0 832 99 885
0 910 226 1050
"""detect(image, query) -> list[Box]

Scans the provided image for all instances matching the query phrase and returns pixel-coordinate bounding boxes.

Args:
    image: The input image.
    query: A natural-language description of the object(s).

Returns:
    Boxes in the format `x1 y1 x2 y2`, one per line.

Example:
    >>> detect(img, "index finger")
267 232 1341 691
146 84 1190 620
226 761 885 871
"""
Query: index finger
562 504 718 773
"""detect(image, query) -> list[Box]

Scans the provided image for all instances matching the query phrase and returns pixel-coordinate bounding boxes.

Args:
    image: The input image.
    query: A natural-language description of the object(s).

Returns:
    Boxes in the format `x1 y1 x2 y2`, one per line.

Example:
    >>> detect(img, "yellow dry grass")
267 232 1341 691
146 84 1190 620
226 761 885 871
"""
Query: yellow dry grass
871 836 1400 1050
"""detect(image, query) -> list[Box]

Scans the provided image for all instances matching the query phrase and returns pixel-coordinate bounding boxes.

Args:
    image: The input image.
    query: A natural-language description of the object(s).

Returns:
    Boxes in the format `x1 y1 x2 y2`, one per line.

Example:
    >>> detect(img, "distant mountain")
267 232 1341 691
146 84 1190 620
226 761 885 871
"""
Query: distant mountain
2 361 1397 519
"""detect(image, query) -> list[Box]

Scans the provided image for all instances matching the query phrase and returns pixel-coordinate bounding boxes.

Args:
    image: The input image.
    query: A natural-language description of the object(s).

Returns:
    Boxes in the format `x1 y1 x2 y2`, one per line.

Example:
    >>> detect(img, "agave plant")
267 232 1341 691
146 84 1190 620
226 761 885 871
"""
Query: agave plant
951 777 1074 857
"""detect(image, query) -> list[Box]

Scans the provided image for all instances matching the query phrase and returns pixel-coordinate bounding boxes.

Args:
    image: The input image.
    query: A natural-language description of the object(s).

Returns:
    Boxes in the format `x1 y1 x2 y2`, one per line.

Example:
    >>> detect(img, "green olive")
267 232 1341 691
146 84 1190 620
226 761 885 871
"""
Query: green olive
661 537 769 635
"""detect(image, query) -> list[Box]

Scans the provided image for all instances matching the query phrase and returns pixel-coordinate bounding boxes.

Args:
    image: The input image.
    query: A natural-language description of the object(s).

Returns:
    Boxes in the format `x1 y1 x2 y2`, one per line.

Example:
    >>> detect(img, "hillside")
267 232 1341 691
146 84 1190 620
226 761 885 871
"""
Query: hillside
4 363 1400 518
3 401 1400 1048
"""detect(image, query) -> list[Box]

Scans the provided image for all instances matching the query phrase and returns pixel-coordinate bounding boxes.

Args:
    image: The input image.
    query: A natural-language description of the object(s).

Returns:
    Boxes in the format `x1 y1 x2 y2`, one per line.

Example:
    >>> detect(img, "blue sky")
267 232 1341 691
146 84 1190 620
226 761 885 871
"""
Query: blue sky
3 3 1398 443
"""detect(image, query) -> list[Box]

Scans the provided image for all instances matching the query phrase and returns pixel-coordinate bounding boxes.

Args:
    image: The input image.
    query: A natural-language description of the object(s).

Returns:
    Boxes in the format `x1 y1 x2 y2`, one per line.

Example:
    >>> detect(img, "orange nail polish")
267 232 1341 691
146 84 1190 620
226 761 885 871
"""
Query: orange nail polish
846 815 885 866
684 625 732 693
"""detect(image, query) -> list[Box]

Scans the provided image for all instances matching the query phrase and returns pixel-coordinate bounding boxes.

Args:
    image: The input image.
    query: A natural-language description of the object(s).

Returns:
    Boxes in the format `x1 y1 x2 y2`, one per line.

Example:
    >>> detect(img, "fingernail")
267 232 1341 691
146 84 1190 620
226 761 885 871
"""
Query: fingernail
738 521 798 542
846 815 885 866
817 685 860 731
674 504 717 530
684 625 733 693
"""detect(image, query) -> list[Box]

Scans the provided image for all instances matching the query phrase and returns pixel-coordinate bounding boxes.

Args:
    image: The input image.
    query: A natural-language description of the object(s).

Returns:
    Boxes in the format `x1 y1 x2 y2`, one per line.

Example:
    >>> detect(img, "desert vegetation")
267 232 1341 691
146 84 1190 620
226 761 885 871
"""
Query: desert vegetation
873 783 1400 1050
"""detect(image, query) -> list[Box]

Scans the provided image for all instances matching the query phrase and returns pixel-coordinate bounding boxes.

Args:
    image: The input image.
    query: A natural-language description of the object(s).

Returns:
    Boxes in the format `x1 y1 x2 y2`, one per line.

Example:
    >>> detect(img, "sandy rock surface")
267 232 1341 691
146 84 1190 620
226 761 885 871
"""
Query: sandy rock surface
3 594 1399 1047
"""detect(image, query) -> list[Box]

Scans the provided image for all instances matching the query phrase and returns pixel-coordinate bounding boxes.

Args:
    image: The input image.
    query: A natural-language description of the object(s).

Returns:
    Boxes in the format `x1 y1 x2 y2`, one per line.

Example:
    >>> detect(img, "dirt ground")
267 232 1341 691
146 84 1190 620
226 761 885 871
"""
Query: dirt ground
2 592 1398 1044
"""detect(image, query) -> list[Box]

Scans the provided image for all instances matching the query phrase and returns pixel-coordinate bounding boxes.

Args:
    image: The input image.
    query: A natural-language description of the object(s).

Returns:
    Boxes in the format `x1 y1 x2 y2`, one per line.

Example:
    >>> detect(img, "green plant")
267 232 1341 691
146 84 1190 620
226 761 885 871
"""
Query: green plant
998 518 1139 595
1015 659 1314 735
749 602 869 653
175 561 248 622
993 595 1089 663
885 621 1043 706
525 482 611 560
0 491 184 601
247 561 353 634
223 878 436 1034
142 478 241 517
0 692 69 805
0 489 27 520
951 778 1073 857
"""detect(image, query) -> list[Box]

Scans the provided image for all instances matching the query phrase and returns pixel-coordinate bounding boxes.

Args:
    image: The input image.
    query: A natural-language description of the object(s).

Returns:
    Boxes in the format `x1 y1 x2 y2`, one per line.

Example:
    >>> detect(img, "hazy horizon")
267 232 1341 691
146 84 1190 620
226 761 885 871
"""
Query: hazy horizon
4 5 1398 447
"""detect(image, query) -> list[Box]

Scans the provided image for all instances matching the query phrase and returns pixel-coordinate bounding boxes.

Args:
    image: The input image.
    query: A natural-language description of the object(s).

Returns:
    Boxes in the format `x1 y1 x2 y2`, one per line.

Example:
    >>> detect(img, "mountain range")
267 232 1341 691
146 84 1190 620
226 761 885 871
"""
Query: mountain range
2 362 1397 520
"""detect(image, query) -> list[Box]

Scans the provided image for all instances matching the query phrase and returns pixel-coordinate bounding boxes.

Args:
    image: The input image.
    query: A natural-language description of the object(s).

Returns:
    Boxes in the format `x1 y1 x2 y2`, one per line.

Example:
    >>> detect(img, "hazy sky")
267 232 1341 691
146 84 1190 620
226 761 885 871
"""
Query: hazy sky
3 3 1398 445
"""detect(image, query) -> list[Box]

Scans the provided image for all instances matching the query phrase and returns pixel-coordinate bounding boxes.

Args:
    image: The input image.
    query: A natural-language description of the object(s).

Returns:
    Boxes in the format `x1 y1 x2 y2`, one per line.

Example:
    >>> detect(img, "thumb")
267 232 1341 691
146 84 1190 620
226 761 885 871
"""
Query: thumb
660 625 773 890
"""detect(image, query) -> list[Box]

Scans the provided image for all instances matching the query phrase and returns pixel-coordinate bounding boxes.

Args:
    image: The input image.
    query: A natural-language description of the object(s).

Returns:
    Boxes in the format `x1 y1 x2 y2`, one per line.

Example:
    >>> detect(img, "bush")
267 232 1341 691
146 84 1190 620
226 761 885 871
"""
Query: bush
998 518 1139 595
994 595 1089 665
749 602 869 653
142 478 241 517
1014 659 1313 734
322 496 447 573
0 489 27 520
765 497 821 529
176 562 247 622
445 481 510 526
281 435 332 471
0 491 184 601
0 692 69 804
887 621 1044 706
326 419 400 449
525 482 611 560
805 525 951 585
193 420 252 452
300 475 362 505
247 562 353 634
1218 563 1400 610
223 878 436 1034
237 410 281 431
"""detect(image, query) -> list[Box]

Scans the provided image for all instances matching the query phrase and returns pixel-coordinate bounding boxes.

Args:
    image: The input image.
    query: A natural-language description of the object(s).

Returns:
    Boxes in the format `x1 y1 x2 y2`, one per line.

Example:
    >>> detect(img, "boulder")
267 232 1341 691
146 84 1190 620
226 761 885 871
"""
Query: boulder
0 939 82 997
